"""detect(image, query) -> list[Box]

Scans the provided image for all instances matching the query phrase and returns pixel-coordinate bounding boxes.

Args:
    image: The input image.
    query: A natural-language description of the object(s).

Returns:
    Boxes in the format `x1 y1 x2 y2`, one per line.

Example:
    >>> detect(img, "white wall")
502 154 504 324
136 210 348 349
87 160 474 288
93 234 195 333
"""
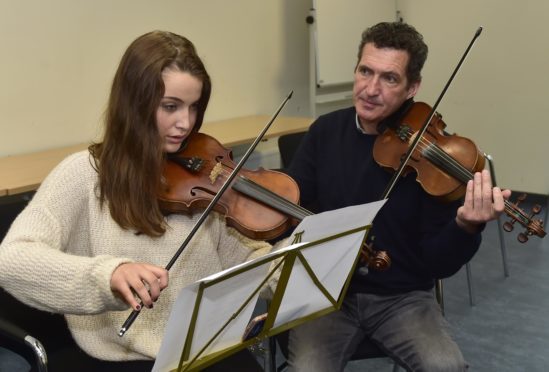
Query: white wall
1 0 547 194
398 0 549 194
0 0 311 156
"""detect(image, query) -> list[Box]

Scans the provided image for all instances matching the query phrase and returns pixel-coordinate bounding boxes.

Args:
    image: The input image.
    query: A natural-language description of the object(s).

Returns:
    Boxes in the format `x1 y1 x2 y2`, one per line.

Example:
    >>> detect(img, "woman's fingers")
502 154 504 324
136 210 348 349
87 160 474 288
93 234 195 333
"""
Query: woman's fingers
111 263 169 310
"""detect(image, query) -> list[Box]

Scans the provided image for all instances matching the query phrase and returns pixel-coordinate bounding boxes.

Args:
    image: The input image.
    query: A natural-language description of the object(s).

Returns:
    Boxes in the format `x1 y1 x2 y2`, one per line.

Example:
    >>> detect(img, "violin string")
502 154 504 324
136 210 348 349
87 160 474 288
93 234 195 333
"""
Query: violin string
412 138 530 221
404 130 533 227
212 161 311 219
403 128 474 182
204 142 537 233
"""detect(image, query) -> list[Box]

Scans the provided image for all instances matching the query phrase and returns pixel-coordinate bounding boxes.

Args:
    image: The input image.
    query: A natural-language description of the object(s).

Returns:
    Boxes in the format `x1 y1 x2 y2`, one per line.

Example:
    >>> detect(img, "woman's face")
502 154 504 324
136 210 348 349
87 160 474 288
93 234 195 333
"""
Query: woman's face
156 68 203 153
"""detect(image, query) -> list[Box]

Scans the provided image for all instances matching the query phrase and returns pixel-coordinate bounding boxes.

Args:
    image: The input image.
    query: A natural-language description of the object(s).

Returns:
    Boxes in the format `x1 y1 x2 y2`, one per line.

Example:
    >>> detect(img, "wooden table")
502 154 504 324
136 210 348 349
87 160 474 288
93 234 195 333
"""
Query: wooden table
0 115 311 196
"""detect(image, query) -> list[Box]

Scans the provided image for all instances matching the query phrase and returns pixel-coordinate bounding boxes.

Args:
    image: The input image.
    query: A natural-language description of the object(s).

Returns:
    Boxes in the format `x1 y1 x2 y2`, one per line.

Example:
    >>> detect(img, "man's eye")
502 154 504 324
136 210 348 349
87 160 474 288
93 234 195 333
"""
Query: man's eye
358 67 370 76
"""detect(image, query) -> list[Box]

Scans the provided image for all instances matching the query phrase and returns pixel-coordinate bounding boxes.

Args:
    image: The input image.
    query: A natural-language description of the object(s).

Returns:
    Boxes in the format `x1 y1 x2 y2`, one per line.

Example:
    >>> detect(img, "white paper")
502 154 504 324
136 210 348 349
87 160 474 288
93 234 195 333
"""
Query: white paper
291 199 386 242
153 262 270 372
153 199 386 372
273 230 365 327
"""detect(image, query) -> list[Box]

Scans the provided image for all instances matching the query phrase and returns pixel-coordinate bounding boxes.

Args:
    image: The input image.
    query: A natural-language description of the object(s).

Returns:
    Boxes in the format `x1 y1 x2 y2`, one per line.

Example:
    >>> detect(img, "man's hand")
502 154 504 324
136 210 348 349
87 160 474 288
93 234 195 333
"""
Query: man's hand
111 263 169 311
456 169 512 234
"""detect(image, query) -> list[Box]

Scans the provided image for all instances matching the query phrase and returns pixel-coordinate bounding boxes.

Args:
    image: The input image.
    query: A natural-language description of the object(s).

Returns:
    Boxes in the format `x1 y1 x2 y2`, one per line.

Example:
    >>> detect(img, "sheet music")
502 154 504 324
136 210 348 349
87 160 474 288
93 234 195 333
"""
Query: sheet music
153 200 386 372
153 261 271 372
291 199 386 242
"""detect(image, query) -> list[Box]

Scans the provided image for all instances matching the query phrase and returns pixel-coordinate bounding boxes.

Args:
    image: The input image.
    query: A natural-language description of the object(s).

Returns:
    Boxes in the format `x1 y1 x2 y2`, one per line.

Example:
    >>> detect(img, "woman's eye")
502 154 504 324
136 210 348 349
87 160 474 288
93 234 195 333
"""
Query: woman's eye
163 103 177 111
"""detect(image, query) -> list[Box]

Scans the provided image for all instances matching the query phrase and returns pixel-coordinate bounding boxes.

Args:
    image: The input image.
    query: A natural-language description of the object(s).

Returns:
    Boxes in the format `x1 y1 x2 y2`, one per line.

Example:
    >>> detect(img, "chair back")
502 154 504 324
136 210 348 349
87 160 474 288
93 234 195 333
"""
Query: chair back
278 132 306 169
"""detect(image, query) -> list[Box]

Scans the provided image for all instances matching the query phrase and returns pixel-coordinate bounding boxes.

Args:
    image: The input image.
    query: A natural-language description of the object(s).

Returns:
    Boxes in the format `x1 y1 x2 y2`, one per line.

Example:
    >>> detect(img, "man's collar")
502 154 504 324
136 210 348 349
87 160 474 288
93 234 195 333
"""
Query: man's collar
355 113 368 134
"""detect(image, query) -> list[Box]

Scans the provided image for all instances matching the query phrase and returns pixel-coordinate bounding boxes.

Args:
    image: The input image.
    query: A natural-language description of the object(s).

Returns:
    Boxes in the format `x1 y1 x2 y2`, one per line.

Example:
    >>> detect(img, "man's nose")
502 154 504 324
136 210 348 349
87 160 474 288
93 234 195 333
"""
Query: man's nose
365 76 380 95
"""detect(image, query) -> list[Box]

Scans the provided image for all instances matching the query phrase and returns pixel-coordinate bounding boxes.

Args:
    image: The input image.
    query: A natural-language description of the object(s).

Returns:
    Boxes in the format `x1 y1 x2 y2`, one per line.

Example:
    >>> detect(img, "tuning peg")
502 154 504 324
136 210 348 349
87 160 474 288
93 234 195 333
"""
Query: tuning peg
503 220 515 232
502 193 547 241
515 205 545 243
504 194 528 232
517 232 529 243
368 250 391 271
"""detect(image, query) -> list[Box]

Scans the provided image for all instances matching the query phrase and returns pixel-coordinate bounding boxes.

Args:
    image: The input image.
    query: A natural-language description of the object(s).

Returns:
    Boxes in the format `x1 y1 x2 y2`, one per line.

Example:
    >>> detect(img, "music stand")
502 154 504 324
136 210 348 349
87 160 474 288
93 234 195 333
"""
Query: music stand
152 200 386 372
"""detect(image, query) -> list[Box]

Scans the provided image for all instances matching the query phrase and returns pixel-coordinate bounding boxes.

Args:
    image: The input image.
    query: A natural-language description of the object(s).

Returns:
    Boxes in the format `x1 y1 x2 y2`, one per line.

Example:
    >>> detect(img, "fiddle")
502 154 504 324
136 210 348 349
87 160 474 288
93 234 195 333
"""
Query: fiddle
373 101 546 242
158 130 391 269
160 132 302 240
160 132 393 270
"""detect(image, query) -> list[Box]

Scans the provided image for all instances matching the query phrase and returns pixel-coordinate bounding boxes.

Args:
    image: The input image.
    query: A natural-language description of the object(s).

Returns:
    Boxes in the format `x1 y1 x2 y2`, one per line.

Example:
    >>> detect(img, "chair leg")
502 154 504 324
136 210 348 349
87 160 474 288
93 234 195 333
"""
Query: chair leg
264 336 277 372
485 154 510 277
543 194 549 230
435 279 444 316
495 216 510 277
465 263 475 306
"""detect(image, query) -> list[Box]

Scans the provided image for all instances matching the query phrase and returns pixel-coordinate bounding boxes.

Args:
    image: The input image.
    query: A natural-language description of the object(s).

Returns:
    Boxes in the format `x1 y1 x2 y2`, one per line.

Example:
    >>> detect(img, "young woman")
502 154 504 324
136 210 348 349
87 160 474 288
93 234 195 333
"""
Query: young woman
0 31 268 371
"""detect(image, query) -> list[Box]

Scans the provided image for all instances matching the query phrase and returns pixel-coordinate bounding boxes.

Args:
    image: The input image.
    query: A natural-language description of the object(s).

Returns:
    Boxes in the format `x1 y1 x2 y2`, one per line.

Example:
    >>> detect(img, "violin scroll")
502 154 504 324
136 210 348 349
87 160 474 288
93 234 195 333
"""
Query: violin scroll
360 241 391 272
502 193 546 243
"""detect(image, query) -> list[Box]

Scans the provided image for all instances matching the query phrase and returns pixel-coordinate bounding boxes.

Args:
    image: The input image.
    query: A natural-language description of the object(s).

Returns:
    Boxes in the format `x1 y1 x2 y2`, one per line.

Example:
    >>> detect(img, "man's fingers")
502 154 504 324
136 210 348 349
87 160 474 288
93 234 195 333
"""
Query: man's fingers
473 171 483 209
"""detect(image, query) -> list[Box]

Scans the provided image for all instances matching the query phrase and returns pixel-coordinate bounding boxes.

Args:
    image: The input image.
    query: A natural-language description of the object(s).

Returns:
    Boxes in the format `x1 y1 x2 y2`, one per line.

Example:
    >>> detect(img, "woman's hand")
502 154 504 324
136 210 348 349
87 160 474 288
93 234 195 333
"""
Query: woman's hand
456 169 511 233
111 263 169 311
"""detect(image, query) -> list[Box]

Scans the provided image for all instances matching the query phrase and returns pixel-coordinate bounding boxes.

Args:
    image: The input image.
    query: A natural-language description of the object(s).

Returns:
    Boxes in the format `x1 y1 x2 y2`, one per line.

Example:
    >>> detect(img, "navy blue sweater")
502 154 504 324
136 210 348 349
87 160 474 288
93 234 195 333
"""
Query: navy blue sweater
288 107 481 294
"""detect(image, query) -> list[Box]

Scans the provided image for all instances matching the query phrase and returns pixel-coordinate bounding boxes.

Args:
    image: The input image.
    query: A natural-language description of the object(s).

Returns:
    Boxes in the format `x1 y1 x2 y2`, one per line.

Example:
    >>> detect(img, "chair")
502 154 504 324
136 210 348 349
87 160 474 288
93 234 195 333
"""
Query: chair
485 154 510 278
0 286 94 372
277 132 307 171
0 316 47 372
465 154 511 307
0 288 53 372
0 193 49 370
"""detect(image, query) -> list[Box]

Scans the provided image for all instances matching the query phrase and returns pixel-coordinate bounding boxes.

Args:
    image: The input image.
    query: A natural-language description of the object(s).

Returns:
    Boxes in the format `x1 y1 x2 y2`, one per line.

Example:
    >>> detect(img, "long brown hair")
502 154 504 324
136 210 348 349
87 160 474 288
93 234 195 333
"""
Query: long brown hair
89 31 211 237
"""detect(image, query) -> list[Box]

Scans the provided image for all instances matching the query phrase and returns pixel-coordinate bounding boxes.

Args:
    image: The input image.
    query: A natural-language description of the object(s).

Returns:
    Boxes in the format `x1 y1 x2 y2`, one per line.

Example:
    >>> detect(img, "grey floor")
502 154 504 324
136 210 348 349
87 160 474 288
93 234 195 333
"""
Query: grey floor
346 201 549 371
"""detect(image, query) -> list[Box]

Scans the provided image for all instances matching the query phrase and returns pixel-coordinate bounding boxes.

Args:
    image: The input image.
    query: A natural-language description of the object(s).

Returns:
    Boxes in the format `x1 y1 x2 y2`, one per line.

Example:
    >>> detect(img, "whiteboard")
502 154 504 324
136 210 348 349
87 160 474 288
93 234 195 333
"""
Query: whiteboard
313 0 396 86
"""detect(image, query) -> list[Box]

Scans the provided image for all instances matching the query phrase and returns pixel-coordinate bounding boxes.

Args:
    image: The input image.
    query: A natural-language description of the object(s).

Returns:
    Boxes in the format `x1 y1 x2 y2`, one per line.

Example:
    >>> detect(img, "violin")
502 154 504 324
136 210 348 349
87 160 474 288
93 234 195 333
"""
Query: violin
373 101 546 242
159 132 302 240
159 131 393 270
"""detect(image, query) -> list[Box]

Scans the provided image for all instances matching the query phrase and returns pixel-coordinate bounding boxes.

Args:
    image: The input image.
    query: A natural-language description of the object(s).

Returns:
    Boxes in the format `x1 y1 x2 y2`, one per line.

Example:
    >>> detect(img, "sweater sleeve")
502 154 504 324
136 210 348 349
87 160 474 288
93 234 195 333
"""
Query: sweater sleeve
0 152 131 314
213 214 273 270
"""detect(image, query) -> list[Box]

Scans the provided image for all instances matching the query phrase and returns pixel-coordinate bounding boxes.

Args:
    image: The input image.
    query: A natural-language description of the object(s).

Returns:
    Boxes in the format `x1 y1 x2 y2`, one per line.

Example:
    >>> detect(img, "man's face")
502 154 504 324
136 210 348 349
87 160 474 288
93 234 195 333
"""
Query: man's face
353 43 420 132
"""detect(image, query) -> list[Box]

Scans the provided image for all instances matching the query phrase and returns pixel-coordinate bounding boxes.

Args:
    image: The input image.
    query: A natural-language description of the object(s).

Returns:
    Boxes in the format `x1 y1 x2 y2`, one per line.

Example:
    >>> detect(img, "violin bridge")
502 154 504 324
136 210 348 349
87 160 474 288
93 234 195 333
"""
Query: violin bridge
209 162 223 184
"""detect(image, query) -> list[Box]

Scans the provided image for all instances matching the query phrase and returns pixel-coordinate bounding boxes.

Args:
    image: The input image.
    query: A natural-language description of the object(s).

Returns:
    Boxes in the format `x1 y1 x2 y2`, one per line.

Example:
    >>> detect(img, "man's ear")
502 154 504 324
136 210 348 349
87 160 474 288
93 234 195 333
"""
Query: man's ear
406 79 421 99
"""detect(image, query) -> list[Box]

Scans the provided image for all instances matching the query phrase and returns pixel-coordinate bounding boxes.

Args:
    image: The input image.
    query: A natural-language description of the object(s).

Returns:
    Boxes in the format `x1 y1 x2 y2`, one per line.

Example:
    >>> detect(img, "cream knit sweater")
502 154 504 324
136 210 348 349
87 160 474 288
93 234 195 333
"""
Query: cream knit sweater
0 150 272 361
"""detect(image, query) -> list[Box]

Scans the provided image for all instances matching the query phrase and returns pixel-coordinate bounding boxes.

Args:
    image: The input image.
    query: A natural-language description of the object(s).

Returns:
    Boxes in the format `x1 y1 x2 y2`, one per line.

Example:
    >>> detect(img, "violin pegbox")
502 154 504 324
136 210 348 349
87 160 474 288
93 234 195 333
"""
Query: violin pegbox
502 193 546 243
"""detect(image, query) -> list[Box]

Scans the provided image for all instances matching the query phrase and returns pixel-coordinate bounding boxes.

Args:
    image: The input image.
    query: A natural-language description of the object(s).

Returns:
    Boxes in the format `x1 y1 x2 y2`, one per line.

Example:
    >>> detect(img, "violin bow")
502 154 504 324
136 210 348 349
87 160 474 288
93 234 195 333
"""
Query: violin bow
118 91 294 337
381 27 483 200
